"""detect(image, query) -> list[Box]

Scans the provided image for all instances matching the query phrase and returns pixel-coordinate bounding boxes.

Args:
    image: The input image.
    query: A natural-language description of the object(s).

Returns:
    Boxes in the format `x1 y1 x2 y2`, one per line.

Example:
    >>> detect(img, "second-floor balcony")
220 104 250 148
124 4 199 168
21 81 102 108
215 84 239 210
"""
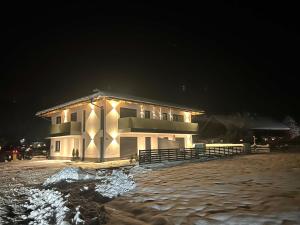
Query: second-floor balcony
118 117 198 134
50 122 82 137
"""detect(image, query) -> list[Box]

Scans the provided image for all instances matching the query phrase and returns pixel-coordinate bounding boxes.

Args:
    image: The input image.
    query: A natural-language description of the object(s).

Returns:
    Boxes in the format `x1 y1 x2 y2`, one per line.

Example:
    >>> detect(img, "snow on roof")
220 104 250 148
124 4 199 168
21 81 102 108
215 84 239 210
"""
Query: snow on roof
246 118 290 130
36 90 204 116
202 114 290 131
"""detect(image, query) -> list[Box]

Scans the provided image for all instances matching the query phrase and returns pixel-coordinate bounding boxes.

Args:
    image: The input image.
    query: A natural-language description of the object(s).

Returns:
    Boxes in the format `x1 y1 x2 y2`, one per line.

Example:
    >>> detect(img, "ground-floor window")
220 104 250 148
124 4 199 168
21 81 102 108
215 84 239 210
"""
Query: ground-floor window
55 141 60 152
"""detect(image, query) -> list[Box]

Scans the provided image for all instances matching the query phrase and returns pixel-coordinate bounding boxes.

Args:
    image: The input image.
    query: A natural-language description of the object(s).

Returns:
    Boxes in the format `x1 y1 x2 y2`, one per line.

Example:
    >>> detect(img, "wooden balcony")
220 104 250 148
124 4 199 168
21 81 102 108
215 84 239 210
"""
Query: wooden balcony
50 122 81 137
118 117 198 134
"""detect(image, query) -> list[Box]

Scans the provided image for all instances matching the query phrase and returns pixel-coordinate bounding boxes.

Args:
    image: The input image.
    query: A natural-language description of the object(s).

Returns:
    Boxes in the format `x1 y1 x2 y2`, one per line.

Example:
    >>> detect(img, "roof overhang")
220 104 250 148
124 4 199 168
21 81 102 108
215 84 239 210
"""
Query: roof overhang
36 91 205 117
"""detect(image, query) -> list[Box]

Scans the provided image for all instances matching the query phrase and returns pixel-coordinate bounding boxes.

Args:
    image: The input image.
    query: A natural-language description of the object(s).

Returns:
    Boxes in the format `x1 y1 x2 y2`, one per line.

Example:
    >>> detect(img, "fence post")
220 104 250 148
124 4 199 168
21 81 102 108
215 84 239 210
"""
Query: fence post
159 149 161 162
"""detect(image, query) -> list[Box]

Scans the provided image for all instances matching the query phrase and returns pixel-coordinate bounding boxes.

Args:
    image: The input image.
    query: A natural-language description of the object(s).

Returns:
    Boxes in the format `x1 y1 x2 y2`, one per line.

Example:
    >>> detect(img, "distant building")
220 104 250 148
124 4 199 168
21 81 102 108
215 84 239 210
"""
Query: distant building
36 91 203 161
195 114 290 144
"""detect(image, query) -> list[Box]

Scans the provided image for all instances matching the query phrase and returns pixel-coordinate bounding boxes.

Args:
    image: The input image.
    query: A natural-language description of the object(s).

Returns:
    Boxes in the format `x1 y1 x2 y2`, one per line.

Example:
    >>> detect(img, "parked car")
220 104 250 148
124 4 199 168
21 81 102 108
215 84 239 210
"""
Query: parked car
0 144 33 162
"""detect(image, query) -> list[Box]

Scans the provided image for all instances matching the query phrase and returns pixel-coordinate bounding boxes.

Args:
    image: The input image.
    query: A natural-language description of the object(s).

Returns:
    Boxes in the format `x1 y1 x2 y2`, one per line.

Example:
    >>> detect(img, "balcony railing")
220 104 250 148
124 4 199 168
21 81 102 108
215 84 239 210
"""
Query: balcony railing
50 122 82 137
118 117 198 134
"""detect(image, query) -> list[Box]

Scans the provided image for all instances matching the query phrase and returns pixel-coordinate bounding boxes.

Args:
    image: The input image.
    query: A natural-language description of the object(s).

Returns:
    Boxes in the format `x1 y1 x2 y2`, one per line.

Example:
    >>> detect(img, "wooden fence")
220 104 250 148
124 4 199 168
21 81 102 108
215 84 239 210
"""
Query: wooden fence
139 146 245 165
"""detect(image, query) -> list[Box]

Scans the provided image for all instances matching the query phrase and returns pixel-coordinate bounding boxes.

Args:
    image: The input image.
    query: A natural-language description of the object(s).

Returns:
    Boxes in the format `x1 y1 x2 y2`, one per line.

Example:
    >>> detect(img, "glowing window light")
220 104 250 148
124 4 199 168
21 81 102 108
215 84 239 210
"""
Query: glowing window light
159 107 162 120
63 109 68 122
140 105 144 118
184 112 191 123
169 109 173 121
152 106 156 119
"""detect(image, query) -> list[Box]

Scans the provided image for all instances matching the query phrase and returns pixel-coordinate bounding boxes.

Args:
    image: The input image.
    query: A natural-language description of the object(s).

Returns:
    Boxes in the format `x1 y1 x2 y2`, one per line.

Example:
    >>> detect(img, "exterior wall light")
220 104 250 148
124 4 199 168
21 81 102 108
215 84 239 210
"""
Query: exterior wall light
64 109 68 123
184 112 191 123
110 100 118 109
152 106 156 119
159 107 162 120
140 105 144 118
169 109 173 121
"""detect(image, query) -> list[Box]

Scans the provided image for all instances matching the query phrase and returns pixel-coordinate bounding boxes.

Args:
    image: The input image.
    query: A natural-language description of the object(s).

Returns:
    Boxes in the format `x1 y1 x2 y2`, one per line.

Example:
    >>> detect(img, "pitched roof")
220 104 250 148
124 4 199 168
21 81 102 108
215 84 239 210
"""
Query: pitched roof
36 90 204 116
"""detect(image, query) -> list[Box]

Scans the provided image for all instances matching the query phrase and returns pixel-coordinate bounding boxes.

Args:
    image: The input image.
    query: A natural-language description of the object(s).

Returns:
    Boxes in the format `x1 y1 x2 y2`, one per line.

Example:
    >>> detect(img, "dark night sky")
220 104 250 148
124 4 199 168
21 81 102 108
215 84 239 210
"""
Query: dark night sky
1 2 299 141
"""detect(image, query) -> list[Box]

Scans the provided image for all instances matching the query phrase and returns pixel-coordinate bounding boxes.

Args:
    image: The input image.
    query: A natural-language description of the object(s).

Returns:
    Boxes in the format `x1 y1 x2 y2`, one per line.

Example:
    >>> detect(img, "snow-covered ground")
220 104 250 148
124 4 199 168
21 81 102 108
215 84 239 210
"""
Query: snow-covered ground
106 153 300 225
21 188 69 225
1 153 300 224
0 161 141 224
95 169 136 198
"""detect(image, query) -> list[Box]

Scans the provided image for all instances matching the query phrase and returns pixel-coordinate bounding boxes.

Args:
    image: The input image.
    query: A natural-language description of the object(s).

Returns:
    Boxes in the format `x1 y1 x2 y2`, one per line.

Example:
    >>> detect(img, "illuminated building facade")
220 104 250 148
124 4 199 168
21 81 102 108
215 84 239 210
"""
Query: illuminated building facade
36 91 203 161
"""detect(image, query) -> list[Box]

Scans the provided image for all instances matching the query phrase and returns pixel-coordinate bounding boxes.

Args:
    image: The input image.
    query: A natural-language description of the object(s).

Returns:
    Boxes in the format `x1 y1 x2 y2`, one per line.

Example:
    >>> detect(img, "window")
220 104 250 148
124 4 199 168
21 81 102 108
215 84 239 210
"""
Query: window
120 107 137 118
56 116 61 124
162 113 168 120
145 110 150 119
71 112 77 122
173 114 184 122
55 141 60 152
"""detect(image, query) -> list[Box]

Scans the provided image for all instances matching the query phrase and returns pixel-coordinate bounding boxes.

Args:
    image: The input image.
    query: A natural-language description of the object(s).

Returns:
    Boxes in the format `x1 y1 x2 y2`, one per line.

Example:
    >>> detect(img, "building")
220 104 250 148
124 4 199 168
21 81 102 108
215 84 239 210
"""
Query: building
36 91 204 161
195 114 290 144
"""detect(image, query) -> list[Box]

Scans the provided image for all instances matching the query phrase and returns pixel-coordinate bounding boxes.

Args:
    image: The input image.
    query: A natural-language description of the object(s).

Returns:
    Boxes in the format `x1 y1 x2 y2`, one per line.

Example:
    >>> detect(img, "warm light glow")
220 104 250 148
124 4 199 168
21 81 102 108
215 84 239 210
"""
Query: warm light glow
109 100 119 109
140 105 144 118
111 139 118 145
110 131 119 145
89 130 96 140
87 139 97 150
111 131 118 139
63 109 68 122
169 109 173 121
186 135 193 147
152 106 156 119
90 103 95 110
159 107 162 120
184 112 191 123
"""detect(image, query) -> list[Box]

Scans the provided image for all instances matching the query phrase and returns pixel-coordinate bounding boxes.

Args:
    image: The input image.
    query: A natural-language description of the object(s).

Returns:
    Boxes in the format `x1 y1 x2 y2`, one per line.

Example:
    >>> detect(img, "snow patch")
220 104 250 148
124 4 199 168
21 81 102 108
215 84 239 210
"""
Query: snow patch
72 206 85 225
22 188 69 225
43 167 95 186
95 170 136 198
129 165 152 175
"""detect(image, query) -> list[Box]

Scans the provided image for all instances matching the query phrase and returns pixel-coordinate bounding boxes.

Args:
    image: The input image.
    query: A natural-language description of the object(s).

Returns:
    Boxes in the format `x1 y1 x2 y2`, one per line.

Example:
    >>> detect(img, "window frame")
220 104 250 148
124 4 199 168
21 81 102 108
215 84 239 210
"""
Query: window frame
162 113 168 120
71 112 77 122
144 110 150 119
55 141 60 152
56 116 61 124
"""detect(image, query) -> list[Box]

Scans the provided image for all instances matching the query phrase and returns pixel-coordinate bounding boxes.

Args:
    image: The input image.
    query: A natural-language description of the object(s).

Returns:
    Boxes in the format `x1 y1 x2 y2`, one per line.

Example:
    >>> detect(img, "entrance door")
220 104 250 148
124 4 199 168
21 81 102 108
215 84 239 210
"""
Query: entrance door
120 137 137 159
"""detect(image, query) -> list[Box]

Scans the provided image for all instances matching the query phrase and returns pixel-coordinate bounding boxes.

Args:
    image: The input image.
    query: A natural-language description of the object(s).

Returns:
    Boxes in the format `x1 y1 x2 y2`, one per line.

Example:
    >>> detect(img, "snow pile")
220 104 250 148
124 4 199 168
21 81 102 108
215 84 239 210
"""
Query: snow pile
72 206 84 225
95 170 136 198
22 188 69 225
43 167 95 186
